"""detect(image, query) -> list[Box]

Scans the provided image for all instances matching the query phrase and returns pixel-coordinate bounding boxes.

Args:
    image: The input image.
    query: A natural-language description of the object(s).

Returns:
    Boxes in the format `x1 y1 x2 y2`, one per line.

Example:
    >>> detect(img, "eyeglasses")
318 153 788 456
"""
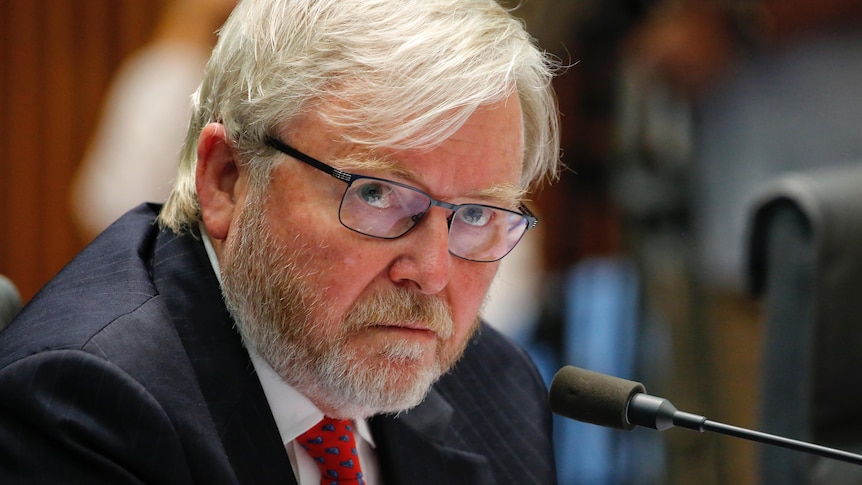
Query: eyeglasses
264 136 538 262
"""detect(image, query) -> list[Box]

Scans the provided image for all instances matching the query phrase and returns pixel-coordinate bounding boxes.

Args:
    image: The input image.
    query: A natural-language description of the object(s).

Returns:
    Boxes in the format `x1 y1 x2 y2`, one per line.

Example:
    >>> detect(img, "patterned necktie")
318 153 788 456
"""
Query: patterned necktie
297 417 365 485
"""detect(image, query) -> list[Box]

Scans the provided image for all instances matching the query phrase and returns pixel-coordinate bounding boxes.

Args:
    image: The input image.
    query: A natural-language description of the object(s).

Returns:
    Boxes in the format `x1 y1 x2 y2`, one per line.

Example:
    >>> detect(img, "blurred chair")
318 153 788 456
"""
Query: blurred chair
0 275 22 331
747 164 862 484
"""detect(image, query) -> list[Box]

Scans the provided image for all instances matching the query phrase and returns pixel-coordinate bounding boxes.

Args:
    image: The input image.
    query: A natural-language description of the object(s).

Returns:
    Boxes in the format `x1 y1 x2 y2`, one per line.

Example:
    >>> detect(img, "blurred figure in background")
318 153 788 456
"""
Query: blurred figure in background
71 0 235 241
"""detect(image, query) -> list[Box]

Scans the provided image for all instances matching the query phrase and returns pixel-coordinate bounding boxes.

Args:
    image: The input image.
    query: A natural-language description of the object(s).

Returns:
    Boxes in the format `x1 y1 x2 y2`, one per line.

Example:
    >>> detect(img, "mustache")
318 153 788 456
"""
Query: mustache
342 287 454 340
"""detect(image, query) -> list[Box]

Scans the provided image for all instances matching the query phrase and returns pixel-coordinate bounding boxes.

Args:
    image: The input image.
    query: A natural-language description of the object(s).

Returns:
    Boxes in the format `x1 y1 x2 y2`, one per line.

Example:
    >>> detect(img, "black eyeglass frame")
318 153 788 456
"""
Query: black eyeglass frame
264 136 538 262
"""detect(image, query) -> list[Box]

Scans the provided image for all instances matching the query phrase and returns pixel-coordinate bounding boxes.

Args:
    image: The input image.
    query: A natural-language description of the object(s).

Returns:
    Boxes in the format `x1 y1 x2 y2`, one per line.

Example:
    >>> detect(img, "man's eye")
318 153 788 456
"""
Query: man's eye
458 206 493 227
357 181 394 208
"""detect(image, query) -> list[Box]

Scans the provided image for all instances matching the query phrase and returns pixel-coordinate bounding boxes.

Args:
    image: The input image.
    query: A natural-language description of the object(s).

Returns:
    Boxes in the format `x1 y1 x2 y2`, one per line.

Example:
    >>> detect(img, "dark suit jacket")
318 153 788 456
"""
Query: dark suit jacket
0 204 557 484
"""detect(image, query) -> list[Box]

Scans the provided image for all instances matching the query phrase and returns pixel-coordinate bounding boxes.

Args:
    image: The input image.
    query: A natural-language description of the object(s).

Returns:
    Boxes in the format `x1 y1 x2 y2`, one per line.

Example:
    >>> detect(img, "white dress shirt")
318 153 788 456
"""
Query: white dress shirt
200 228 380 484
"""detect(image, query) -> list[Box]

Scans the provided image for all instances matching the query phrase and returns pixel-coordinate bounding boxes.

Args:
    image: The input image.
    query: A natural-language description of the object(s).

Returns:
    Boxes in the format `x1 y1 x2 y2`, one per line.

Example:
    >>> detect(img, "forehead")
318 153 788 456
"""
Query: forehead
282 96 525 201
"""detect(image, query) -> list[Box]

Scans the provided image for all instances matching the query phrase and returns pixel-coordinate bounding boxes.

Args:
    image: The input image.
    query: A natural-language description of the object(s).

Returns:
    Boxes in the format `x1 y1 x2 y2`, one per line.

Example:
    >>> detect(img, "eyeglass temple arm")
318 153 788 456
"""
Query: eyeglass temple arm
264 136 353 183
520 203 538 229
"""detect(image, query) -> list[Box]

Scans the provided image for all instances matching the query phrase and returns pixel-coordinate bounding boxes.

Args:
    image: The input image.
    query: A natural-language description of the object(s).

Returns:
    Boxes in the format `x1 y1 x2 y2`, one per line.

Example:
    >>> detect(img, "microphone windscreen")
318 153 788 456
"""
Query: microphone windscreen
549 365 646 430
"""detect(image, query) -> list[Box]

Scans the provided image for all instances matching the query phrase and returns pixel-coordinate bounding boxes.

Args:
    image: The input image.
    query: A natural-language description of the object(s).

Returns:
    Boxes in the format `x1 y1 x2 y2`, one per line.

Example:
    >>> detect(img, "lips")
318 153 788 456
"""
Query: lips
375 321 434 332
370 322 438 340
394 321 433 331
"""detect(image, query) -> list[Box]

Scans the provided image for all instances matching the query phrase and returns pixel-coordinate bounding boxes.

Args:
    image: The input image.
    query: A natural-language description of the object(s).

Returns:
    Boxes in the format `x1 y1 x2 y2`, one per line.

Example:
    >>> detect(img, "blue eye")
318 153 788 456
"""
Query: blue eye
457 206 492 227
357 181 395 209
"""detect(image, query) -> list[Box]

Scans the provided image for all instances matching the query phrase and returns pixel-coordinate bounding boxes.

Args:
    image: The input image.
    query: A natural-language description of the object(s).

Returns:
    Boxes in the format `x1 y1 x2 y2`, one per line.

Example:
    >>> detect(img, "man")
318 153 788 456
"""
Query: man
0 0 560 483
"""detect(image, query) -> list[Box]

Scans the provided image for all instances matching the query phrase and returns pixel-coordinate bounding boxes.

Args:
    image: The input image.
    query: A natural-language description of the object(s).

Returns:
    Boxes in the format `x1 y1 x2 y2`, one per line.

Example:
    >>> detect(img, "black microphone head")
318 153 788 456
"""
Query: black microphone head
549 365 646 430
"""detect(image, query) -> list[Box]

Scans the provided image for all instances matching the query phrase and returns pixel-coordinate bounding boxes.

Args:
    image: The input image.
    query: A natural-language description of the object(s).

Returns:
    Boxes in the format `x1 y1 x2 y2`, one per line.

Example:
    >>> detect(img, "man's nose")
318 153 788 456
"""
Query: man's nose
387 208 452 294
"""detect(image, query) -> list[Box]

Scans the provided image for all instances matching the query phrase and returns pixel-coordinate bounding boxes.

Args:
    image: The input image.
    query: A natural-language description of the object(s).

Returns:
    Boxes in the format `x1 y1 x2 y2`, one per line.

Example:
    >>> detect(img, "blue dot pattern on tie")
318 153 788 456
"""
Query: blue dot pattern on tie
297 417 365 485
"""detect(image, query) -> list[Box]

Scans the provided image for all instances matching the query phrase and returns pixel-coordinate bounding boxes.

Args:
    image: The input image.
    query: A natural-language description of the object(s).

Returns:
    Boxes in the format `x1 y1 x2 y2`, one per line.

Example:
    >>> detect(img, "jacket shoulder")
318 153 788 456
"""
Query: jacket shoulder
0 204 164 359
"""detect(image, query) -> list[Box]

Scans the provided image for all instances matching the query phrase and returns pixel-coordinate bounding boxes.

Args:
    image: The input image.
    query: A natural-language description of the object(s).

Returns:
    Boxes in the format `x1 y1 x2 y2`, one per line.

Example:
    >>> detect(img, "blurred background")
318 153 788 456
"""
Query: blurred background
3 1 862 484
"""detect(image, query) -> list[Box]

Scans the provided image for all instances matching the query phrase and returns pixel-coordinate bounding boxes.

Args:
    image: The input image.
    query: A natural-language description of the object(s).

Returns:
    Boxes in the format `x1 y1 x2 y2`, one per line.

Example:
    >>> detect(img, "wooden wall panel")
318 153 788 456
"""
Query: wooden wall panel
0 0 159 302
3 2 45 302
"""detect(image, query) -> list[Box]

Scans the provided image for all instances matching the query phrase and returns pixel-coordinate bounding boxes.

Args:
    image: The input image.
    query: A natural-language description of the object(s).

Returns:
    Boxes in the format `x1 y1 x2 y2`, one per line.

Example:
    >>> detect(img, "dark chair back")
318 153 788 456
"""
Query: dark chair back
748 164 862 484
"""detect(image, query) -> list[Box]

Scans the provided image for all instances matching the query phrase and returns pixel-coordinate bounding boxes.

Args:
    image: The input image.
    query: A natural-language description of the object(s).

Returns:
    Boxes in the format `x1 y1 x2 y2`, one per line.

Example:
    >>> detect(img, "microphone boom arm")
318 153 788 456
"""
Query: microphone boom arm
628 393 862 466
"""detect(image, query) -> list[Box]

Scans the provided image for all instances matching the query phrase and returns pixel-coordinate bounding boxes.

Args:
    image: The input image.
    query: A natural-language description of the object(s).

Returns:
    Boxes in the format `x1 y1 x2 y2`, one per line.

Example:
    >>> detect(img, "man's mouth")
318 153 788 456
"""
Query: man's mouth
370 322 437 339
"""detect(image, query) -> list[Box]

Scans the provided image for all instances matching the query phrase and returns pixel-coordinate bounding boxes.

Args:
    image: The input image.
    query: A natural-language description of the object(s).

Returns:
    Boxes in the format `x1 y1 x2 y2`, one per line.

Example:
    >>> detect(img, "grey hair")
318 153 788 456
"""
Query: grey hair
159 0 560 232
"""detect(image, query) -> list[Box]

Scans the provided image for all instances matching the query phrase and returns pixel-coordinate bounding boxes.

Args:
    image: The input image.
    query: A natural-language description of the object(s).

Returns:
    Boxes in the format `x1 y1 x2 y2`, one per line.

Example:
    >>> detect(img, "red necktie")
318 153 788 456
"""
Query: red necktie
297 417 365 485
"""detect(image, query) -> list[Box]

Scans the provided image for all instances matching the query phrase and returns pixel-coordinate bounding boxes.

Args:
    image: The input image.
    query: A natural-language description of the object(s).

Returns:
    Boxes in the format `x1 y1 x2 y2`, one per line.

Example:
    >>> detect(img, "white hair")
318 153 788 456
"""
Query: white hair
160 0 560 232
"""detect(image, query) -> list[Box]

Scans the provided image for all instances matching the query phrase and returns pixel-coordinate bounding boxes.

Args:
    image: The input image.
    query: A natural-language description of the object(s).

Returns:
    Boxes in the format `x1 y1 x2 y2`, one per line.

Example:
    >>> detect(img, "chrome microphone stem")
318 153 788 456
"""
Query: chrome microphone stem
627 393 862 466
627 393 706 432
702 420 862 466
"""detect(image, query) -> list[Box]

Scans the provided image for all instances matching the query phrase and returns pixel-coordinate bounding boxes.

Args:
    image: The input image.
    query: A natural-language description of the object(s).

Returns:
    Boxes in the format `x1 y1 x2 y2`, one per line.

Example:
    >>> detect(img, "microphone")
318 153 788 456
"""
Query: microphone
549 365 862 466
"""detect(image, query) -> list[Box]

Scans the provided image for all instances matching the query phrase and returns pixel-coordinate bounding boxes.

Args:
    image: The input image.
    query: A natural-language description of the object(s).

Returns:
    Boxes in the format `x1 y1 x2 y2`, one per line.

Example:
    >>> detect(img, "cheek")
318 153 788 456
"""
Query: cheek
447 264 498 333
273 220 385 316
265 173 359 280
316 249 373 307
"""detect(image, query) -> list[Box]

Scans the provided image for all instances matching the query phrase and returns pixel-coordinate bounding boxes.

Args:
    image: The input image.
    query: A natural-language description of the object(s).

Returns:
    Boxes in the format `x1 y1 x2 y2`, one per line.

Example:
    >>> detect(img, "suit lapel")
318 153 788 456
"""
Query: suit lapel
371 388 494 484
152 228 296 485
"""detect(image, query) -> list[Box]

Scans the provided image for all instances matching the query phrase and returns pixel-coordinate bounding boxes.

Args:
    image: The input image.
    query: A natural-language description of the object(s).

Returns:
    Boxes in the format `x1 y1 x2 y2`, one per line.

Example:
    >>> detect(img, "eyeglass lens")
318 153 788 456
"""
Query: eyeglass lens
339 177 529 262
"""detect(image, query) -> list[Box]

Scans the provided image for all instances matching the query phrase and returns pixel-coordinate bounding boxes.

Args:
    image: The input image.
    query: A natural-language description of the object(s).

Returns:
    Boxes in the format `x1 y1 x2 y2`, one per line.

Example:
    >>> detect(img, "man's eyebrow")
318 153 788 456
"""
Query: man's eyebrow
334 154 527 206
474 184 528 207
333 154 408 177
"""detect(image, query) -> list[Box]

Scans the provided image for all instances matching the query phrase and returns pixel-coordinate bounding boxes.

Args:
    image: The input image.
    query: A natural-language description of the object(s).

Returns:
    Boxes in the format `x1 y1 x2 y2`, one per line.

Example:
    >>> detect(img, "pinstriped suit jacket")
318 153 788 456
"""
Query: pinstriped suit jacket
0 204 557 484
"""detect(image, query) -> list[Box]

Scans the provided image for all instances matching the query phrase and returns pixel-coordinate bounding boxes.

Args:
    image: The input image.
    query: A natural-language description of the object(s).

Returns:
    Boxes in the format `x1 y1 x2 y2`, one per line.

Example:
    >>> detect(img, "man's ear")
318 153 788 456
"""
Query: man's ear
195 122 246 241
